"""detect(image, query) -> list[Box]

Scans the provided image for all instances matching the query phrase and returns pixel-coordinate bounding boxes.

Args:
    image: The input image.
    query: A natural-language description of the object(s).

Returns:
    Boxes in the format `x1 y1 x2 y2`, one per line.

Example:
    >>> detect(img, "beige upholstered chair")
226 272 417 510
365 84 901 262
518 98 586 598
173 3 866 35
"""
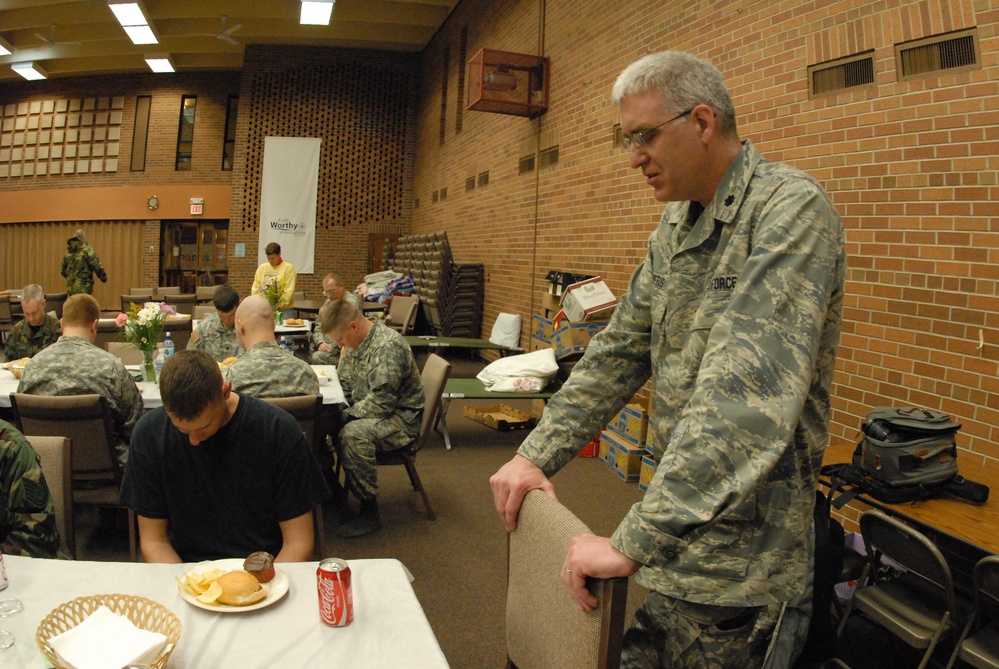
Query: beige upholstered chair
385 295 419 335
374 352 449 520
44 292 68 318
162 315 193 351
0 295 12 347
506 489 627 669
11 393 137 561
154 286 181 298
162 293 197 316
121 293 152 313
107 341 145 365
262 395 327 559
193 304 215 319
27 435 74 558
195 286 217 304
94 318 123 352
837 510 957 669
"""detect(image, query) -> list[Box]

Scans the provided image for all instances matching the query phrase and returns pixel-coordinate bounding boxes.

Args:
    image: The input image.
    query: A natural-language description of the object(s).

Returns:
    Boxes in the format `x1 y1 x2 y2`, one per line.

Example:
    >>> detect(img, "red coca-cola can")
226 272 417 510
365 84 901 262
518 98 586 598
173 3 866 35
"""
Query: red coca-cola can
317 557 353 626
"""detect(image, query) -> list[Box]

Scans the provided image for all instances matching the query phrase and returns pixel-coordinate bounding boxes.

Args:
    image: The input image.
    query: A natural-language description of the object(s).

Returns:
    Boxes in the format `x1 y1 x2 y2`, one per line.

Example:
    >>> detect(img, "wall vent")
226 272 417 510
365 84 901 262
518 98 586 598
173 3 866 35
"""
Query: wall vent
808 52 874 97
465 176 476 191
477 171 489 187
897 30 979 79
539 146 559 168
519 154 535 174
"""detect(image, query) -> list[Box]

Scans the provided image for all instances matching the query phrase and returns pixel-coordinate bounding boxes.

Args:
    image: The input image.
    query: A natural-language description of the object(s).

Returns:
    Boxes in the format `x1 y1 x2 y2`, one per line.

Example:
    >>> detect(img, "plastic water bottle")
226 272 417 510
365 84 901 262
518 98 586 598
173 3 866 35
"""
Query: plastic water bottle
154 345 166 383
163 332 175 358
280 336 291 353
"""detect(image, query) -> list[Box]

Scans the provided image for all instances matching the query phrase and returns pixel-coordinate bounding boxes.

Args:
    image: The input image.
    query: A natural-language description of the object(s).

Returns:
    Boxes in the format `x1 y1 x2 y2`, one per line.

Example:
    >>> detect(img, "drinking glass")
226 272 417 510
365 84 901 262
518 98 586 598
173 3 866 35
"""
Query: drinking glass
0 598 24 651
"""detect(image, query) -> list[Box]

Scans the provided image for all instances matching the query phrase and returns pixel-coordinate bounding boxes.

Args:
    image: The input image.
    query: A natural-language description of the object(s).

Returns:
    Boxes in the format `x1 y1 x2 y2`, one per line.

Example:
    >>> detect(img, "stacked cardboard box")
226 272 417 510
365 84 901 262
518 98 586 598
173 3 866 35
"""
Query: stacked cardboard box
599 402 651 483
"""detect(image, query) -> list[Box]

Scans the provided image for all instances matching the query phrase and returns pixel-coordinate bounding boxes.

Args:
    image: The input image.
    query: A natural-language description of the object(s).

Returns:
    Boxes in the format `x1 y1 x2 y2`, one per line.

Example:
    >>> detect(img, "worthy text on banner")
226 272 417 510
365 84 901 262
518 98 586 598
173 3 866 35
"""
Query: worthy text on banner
258 136 320 274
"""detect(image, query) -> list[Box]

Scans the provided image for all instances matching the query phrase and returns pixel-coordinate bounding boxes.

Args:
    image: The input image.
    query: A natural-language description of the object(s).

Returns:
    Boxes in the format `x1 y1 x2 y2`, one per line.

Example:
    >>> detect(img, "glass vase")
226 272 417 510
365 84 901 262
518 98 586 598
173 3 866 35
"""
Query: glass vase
141 349 157 383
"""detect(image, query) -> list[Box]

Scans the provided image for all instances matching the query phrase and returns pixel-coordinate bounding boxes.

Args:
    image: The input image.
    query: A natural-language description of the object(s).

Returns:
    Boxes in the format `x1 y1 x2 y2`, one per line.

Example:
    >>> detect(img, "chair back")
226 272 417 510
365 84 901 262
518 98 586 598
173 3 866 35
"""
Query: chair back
154 286 181 298
974 555 999 619
122 294 152 313
195 286 217 304
860 510 954 607
386 295 419 335
95 318 123 351
0 295 12 341
293 290 307 301
163 294 197 316
507 490 627 669
261 395 325 558
27 435 75 557
44 293 68 319
11 393 120 486
193 304 215 320
416 353 451 451
107 342 145 365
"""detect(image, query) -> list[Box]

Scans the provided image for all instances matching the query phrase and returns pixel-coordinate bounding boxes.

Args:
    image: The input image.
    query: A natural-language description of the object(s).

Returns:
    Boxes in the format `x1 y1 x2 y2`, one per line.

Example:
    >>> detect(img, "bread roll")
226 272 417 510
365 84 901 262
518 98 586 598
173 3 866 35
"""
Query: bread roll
219 356 239 369
216 570 267 606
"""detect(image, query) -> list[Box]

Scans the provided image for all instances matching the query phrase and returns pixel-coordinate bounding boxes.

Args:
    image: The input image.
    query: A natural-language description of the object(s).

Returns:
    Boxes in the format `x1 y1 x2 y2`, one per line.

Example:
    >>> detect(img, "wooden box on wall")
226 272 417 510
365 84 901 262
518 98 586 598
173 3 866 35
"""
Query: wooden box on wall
466 49 549 119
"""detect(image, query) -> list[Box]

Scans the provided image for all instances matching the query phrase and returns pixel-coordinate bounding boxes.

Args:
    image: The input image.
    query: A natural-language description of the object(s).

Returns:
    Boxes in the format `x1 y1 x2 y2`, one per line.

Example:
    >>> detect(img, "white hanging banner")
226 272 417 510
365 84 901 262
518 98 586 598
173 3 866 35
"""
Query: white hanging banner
258 136 320 274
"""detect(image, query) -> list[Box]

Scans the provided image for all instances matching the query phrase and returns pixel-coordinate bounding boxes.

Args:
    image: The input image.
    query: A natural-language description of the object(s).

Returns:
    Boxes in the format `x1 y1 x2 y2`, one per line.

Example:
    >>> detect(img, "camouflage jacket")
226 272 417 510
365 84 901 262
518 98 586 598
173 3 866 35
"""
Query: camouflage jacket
60 236 107 295
338 319 423 427
17 336 144 465
223 340 319 398
4 313 61 361
0 420 66 559
312 291 363 353
189 312 243 362
518 141 846 607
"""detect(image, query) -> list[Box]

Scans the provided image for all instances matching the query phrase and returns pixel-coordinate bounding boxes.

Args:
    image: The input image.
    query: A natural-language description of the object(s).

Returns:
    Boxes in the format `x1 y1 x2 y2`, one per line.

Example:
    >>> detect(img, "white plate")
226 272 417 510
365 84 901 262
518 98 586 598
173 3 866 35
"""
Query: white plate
177 558 290 612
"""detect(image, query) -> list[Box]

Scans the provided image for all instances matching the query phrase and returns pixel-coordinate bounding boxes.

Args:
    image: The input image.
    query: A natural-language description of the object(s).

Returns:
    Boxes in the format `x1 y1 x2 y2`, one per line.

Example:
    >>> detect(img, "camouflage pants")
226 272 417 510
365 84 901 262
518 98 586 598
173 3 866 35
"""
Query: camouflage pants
337 415 418 501
622 592 766 669
311 349 338 366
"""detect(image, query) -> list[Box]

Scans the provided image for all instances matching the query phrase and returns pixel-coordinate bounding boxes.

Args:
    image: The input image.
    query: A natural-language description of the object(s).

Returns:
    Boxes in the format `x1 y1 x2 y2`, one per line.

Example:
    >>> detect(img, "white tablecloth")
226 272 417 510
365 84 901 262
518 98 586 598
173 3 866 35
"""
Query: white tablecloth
0 555 449 668
0 366 347 409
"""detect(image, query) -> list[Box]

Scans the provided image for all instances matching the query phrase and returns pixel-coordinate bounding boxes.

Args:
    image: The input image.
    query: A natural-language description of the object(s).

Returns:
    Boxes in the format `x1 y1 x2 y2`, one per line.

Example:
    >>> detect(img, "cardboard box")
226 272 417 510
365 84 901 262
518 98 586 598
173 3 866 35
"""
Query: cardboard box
639 455 656 492
529 337 548 352
599 430 645 482
541 293 562 316
545 270 595 297
609 403 649 448
463 404 535 431
598 430 613 463
560 277 617 322
532 314 554 342
529 399 547 420
550 321 608 359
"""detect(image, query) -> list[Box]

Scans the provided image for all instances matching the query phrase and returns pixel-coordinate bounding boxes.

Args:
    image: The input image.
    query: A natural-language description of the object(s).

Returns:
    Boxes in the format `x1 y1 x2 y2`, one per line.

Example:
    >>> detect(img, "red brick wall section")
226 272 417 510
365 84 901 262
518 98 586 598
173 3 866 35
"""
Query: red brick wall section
414 0 999 467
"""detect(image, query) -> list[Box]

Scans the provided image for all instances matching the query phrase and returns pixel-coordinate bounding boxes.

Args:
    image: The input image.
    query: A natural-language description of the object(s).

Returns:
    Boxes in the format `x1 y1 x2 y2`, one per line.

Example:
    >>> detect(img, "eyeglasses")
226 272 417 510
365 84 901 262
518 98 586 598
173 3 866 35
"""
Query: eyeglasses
621 109 693 151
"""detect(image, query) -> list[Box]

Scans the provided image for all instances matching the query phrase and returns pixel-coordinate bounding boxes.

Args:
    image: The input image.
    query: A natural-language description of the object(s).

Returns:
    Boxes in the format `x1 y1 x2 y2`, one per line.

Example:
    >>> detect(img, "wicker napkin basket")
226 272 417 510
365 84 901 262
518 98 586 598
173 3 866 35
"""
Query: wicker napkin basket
36 593 182 669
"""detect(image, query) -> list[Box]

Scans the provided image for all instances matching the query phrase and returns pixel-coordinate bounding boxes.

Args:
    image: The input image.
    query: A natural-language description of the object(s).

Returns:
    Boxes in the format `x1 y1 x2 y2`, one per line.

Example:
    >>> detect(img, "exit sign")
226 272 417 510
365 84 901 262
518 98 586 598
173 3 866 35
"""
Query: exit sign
190 197 204 215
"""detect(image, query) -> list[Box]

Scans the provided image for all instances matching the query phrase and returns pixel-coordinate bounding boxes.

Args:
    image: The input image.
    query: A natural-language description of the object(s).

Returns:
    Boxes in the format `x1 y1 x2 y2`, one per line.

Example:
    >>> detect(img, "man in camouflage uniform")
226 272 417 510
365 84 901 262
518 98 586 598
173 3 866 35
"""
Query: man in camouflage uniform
60 229 107 296
322 300 423 538
223 294 319 398
18 294 143 465
0 420 64 558
312 273 362 365
188 284 243 362
4 284 61 362
490 51 845 668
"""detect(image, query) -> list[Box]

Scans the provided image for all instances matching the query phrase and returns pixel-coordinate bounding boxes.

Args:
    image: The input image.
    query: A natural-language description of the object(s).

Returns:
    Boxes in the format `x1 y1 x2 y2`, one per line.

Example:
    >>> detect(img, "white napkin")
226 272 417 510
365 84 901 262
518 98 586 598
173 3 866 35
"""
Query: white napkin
48 605 168 669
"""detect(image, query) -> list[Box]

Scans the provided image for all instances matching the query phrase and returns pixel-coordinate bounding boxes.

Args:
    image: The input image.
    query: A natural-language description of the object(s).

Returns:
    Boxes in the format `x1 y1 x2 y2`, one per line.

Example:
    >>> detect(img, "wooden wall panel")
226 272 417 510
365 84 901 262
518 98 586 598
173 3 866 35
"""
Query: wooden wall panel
0 220 145 312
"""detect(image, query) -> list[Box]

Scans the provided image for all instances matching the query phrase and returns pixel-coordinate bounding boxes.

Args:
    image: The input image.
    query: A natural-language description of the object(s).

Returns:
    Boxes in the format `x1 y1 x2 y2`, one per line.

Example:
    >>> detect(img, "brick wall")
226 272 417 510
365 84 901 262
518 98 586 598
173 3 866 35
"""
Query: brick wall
413 0 999 469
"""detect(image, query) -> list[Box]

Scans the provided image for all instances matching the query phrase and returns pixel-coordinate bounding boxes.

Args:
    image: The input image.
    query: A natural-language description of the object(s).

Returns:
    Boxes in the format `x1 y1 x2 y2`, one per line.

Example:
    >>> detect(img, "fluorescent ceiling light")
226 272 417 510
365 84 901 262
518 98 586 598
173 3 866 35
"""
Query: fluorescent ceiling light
0 36 13 57
145 54 175 73
124 25 158 44
11 62 49 81
109 2 147 26
301 1 334 25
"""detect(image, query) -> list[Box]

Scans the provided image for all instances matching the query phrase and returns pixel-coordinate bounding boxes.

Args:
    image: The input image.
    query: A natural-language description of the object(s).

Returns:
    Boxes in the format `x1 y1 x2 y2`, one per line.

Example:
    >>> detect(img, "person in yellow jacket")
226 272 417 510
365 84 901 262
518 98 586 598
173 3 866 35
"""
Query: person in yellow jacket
251 242 297 312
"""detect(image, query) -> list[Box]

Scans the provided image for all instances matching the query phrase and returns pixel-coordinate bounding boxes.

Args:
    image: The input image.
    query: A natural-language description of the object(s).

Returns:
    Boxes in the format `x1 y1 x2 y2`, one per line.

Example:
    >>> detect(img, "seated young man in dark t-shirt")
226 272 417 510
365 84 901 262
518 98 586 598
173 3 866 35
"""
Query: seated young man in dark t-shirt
120 349 330 563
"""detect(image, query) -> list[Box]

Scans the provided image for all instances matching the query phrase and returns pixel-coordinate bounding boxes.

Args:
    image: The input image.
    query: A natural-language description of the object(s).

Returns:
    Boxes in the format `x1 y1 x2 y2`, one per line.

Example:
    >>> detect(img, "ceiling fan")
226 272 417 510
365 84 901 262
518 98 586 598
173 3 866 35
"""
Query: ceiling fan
211 15 243 46
34 24 82 46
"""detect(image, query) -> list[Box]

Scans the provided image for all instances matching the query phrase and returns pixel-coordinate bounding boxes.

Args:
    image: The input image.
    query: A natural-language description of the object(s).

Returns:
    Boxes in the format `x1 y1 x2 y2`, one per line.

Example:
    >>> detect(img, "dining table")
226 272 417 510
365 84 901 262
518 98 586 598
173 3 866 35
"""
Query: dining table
0 365 347 410
0 554 450 668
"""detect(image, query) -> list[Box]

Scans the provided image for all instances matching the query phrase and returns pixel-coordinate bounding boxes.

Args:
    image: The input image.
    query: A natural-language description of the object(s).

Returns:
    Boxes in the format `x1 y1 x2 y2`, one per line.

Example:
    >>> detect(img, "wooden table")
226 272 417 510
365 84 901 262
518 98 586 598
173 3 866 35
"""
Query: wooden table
404 335 523 358
821 440 999 556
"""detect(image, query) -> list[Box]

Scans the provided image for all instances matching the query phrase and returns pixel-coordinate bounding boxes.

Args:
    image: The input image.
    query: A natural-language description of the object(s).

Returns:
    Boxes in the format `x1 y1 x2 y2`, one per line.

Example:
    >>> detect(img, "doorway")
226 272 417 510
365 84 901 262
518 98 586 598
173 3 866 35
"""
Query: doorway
160 220 229 291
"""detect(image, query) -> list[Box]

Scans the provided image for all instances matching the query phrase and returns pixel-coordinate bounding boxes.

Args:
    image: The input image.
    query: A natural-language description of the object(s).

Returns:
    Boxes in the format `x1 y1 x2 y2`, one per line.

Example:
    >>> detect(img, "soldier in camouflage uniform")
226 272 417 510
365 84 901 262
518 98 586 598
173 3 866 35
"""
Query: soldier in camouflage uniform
490 51 845 668
223 294 319 398
188 284 244 362
0 420 65 558
4 284 61 362
322 300 423 538
17 294 143 466
311 273 362 365
60 229 107 296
